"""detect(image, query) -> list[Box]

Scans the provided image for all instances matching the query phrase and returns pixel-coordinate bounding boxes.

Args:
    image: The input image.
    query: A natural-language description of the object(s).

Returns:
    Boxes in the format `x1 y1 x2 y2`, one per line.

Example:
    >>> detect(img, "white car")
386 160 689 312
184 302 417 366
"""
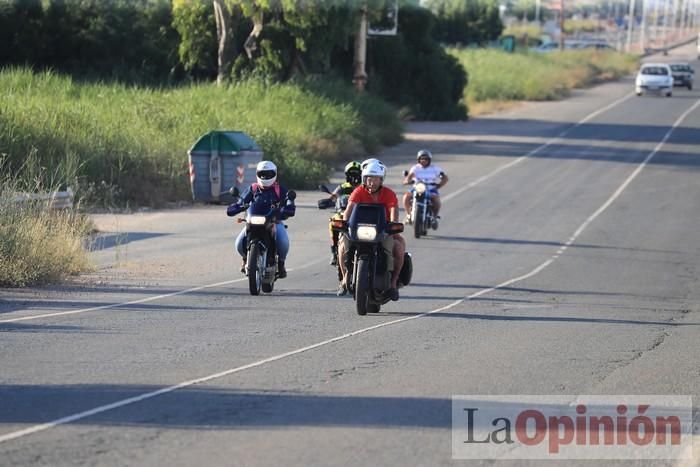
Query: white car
635 63 673 97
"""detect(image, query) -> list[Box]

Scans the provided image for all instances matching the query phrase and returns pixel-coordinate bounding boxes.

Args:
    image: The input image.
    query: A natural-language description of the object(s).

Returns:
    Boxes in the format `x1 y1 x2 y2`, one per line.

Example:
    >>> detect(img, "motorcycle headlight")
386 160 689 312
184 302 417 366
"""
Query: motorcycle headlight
248 215 267 225
356 225 377 241
415 182 427 194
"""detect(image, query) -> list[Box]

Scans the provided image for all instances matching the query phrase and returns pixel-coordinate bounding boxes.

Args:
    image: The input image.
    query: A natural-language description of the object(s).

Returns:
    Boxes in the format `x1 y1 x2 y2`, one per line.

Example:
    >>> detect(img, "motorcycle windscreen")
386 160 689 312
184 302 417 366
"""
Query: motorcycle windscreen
350 203 386 226
247 200 275 217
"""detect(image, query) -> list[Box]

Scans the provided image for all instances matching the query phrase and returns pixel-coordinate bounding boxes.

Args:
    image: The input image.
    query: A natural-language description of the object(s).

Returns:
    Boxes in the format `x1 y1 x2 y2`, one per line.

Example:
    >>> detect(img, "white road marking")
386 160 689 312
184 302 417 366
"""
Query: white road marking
442 92 634 202
0 259 325 324
1 97 696 445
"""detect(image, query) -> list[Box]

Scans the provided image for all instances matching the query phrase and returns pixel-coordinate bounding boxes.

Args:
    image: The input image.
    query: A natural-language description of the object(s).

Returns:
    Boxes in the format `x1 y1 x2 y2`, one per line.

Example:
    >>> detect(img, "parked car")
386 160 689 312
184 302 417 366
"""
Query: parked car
669 63 694 90
635 63 673 97
579 41 615 50
531 41 559 53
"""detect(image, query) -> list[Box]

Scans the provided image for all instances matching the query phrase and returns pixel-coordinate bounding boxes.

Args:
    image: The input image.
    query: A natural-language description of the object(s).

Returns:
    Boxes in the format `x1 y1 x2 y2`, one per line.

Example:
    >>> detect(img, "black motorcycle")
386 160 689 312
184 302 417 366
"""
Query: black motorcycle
404 172 439 239
317 184 350 280
231 187 296 295
333 203 412 315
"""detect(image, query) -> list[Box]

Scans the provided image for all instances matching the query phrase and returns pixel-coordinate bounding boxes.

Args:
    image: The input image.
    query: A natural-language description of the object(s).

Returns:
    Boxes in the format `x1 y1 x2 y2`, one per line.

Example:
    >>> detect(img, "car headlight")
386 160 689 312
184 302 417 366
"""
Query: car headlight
356 225 377 241
415 182 427 194
248 215 267 225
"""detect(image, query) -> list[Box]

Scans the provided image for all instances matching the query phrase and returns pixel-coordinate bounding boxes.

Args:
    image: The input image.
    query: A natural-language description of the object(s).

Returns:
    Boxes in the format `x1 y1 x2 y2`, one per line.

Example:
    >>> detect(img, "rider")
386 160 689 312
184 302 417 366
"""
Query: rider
226 160 296 278
337 160 405 300
402 149 448 229
325 161 362 265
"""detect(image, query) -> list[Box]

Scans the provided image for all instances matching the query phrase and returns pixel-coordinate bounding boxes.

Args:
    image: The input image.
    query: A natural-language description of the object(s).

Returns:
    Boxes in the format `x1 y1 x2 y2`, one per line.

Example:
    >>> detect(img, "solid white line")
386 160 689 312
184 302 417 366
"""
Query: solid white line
0 259 325 324
442 92 634 203
2 97 695 445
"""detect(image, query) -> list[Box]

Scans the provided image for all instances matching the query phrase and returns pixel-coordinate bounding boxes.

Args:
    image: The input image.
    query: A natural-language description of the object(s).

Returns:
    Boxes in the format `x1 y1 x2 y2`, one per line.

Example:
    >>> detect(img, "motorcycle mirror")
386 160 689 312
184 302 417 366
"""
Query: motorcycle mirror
229 186 240 198
386 222 404 234
287 190 297 201
319 184 332 194
402 170 408 177
317 198 334 209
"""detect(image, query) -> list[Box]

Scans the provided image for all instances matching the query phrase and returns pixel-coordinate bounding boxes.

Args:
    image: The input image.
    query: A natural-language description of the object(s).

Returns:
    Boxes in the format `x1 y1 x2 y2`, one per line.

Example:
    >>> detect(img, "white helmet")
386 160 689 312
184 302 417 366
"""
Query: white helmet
417 149 432 162
361 157 386 171
256 160 277 187
361 160 386 182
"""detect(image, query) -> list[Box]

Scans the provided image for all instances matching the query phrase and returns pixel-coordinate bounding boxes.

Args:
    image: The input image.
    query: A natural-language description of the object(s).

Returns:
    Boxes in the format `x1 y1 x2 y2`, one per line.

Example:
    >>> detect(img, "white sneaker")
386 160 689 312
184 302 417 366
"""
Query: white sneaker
404 214 412 225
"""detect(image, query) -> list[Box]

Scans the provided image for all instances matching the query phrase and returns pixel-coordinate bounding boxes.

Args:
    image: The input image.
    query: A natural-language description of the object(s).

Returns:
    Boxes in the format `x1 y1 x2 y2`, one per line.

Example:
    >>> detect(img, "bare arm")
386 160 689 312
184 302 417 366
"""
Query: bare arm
389 205 399 222
438 172 449 188
343 201 356 221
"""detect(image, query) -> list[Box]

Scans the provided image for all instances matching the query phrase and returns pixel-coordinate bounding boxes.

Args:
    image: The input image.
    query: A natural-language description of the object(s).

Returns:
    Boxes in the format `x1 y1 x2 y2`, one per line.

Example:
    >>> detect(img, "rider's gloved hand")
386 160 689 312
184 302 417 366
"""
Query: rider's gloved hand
227 203 244 217
281 204 296 219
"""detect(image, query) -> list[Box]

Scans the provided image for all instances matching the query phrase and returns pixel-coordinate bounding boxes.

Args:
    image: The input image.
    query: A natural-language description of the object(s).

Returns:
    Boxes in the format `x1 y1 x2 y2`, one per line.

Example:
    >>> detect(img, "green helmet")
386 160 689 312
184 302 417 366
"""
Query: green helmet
344 161 362 185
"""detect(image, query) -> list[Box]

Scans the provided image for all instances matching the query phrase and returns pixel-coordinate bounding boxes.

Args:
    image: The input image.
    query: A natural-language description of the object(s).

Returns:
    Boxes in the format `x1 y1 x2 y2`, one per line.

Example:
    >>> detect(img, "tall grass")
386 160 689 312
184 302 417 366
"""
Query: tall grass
448 48 638 113
0 175 94 287
0 68 403 207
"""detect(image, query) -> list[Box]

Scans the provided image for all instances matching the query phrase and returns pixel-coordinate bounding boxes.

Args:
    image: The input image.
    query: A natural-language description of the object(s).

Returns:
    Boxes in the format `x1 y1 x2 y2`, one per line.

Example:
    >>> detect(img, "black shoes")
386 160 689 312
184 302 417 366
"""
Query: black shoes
277 260 287 279
240 258 246 274
388 288 399 301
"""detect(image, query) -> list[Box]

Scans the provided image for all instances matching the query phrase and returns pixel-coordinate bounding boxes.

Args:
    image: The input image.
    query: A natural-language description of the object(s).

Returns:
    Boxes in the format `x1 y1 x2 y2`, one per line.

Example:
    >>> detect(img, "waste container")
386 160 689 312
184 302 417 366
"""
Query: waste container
188 131 263 203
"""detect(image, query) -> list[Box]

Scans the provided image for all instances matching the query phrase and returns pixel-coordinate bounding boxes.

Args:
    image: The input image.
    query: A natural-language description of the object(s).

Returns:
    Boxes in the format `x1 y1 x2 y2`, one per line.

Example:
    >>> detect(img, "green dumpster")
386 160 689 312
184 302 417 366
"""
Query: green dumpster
188 131 263 203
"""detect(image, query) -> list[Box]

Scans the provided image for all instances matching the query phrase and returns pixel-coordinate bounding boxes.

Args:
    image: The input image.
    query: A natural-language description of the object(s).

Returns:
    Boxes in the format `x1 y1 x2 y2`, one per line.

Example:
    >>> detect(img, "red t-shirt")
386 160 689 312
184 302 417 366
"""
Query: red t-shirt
348 185 398 220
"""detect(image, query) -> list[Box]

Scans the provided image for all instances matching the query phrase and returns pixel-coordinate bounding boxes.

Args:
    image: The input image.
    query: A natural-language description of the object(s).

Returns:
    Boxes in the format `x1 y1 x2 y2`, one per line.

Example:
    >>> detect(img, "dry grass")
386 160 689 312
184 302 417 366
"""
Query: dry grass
0 188 94 287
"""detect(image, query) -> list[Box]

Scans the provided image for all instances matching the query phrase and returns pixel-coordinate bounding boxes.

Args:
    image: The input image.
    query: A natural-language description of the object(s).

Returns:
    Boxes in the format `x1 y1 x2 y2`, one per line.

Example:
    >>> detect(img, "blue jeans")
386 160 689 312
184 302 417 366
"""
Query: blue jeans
235 222 290 261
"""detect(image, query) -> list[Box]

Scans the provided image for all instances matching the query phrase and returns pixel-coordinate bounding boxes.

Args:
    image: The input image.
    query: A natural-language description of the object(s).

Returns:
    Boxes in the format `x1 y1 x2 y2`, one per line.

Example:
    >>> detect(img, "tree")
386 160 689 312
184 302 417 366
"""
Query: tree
423 0 503 45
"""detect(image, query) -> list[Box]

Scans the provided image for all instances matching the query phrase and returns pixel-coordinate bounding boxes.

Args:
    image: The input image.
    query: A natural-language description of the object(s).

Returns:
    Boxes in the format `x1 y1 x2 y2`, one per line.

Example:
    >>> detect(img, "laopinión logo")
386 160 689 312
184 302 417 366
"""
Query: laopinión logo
452 395 692 460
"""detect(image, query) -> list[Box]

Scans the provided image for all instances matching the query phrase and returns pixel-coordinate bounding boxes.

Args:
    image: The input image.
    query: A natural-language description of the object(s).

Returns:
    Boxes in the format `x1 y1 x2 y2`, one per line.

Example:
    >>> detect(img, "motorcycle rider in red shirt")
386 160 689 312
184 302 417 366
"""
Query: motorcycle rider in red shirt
337 160 405 300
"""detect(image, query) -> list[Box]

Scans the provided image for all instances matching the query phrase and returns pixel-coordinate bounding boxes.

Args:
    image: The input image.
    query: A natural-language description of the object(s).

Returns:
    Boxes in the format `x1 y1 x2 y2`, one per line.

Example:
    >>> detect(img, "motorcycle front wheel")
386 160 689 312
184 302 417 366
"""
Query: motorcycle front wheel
414 204 423 239
355 258 370 316
247 243 264 295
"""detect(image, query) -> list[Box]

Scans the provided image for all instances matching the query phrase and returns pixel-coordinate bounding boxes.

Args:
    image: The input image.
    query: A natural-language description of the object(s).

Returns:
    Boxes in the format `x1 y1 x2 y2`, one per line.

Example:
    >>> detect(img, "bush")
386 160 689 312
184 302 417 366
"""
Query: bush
365 5 468 120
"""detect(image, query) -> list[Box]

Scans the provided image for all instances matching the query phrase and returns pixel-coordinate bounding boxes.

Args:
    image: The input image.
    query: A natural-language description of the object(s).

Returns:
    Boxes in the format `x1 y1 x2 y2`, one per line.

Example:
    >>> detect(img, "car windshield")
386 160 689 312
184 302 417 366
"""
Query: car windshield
641 67 668 76
670 65 689 72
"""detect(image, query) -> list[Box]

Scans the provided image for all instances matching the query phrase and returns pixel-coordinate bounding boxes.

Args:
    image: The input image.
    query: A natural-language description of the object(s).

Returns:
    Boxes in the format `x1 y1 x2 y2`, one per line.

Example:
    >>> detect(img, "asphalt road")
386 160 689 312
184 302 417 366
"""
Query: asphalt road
1 45 699 466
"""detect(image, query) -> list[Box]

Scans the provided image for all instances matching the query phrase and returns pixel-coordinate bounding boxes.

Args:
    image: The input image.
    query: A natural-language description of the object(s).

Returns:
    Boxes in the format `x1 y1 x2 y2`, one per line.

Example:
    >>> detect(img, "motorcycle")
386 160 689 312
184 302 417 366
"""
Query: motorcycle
231 187 296 296
332 203 412 315
317 185 350 280
404 170 439 239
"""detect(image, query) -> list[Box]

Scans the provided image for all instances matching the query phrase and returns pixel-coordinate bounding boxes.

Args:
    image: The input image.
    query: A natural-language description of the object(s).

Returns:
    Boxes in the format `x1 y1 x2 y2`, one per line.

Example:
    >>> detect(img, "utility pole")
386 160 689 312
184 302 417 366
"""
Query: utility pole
353 3 368 92
559 0 565 50
640 0 647 52
662 0 671 52
651 0 660 43
626 0 636 51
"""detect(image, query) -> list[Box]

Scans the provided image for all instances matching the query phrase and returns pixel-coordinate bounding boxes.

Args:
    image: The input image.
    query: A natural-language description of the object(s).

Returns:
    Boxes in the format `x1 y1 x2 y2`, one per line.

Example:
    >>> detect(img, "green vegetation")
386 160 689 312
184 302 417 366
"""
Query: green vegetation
0 176 93 287
0 67 402 207
448 48 638 112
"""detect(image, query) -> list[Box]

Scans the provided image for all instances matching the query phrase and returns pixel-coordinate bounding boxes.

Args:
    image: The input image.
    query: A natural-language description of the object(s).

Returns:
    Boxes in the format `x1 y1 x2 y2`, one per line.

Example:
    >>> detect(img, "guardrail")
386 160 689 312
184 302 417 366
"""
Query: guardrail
10 188 74 209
